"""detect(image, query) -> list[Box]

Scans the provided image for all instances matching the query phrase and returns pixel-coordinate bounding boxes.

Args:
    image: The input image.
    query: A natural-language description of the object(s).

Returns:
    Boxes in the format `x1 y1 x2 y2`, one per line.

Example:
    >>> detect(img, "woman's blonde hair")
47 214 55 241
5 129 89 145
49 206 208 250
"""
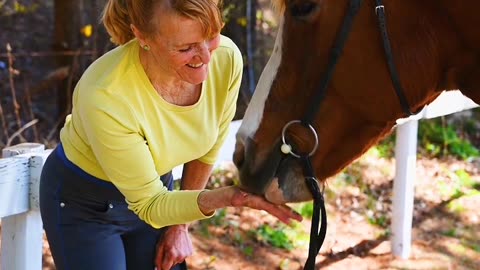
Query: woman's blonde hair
102 0 224 45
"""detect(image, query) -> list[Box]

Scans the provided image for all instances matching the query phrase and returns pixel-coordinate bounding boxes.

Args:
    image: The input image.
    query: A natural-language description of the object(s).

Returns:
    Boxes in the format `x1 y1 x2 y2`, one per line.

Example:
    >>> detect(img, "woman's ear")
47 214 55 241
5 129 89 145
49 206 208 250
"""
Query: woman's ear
130 24 147 46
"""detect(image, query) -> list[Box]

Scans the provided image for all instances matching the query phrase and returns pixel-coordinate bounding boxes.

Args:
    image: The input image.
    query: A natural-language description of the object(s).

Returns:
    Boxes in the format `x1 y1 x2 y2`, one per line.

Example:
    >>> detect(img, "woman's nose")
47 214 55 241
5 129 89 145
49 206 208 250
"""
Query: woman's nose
197 42 212 63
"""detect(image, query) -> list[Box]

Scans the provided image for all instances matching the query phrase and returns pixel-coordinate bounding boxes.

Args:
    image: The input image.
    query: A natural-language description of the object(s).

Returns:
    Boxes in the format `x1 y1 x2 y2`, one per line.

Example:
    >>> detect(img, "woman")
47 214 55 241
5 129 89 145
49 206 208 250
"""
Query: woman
39 0 302 270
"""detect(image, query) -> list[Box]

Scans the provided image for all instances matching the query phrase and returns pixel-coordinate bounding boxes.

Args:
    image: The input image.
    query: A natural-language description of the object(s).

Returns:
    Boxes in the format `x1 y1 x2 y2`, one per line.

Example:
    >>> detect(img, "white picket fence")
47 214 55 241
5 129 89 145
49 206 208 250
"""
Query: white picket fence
0 90 478 269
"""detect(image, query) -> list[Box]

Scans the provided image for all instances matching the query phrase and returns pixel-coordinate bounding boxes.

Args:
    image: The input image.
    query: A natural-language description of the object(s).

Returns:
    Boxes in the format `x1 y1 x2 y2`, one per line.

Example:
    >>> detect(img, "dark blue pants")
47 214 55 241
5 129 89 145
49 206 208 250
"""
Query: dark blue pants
40 145 186 270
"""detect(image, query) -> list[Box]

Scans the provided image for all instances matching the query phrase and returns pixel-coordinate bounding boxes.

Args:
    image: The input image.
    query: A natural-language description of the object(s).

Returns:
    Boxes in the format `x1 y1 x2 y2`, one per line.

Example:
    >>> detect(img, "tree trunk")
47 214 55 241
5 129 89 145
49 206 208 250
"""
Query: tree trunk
52 0 111 134
223 0 257 119
53 0 81 123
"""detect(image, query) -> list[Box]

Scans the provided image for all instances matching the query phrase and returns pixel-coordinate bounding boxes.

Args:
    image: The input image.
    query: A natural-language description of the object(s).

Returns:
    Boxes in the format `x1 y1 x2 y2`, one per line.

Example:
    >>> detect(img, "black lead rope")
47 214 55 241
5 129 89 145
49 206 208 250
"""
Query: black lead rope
302 156 327 270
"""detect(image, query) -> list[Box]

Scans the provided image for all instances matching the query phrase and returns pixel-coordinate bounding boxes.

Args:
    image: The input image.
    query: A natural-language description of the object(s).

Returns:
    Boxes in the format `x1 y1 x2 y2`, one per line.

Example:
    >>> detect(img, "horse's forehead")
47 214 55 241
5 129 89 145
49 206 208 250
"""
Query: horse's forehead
237 18 285 141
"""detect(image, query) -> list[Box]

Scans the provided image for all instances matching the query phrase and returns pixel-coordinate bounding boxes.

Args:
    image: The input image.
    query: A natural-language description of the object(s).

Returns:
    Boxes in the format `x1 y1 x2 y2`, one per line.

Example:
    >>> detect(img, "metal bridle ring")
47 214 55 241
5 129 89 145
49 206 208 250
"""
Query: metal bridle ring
281 120 319 158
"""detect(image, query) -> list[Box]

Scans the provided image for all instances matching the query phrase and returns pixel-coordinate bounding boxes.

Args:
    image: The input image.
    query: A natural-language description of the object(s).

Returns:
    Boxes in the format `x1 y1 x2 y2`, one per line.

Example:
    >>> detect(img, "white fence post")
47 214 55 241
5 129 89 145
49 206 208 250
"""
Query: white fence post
391 120 418 258
391 90 479 258
1 143 50 270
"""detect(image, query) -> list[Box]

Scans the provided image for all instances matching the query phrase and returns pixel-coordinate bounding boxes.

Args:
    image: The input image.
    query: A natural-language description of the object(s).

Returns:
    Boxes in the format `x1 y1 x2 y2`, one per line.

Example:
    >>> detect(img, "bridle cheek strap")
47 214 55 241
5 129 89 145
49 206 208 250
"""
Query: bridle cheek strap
298 0 363 269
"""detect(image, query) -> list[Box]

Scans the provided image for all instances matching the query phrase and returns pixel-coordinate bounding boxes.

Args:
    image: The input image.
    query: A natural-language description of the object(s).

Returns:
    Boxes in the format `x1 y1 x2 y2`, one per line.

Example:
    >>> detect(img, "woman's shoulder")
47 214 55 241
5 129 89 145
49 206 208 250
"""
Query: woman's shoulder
211 35 243 74
80 40 138 89
219 35 238 50
216 35 242 60
206 35 243 93
74 40 141 107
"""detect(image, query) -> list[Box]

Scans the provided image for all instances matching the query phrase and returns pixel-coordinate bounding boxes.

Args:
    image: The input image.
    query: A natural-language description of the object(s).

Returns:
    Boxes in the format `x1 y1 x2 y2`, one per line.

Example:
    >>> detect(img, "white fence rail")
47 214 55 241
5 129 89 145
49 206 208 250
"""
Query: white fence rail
0 91 477 269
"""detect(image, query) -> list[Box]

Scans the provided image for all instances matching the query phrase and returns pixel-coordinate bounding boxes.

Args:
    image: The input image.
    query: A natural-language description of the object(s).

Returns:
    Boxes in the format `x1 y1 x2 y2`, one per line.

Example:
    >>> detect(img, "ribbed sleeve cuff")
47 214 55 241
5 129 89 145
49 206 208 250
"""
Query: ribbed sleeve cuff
147 190 216 229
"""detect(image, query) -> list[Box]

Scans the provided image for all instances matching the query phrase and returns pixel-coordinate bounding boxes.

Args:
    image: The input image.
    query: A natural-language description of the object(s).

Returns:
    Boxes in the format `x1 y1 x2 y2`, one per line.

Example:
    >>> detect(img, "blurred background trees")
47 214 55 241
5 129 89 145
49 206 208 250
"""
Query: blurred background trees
0 0 278 147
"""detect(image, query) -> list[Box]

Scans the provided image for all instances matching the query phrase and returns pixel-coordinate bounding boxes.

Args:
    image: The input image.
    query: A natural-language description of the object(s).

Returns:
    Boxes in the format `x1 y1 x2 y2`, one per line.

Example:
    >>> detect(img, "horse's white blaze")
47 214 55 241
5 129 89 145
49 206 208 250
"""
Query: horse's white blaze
236 18 285 144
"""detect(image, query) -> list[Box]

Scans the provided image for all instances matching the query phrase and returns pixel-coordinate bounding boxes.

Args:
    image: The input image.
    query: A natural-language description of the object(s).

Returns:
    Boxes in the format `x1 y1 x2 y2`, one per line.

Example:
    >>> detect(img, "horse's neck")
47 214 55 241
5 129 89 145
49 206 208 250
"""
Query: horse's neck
386 1 480 108
438 1 480 104
441 1 480 49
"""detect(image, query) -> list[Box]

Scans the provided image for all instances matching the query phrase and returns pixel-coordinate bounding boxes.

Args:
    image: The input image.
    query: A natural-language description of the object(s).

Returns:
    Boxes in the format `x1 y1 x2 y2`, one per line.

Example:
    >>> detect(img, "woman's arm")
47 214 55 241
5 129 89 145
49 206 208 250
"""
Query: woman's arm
180 159 213 190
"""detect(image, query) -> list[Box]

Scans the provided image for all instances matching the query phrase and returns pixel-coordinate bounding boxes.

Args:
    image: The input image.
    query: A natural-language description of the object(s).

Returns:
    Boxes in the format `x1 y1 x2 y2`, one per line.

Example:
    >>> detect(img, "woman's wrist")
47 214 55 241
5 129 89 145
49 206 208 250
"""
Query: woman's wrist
197 186 236 215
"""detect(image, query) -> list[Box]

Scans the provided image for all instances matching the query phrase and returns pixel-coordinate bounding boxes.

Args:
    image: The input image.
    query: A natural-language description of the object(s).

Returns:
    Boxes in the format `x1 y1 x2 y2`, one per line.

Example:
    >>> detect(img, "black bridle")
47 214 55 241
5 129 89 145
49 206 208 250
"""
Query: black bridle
280 0 413 269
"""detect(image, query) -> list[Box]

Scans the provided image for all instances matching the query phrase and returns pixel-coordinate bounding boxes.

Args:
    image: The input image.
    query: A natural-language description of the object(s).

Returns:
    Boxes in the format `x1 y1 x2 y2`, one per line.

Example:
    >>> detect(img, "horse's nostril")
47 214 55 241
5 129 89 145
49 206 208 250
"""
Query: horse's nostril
233 141 245 169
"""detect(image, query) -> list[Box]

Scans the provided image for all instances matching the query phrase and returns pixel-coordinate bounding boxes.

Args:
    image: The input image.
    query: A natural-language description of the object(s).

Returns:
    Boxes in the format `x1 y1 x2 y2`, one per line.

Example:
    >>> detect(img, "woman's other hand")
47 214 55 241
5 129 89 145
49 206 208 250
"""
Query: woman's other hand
155 224 193 270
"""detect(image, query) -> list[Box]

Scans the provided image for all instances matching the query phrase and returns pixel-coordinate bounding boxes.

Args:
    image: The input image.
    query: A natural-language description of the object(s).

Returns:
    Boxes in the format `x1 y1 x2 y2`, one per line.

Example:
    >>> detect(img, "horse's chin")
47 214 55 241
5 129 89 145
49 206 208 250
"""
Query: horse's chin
264 159 313 204
264 178 288 204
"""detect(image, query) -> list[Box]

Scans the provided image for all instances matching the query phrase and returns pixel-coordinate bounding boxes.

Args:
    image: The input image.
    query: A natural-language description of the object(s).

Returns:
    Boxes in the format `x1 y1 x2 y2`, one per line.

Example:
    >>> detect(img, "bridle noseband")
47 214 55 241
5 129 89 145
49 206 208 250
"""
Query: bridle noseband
279 1 413 269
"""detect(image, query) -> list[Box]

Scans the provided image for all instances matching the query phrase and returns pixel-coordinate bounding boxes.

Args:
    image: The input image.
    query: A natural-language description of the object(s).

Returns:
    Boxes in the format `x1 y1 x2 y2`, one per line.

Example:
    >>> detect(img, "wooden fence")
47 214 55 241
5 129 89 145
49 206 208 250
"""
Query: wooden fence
0 91 477 269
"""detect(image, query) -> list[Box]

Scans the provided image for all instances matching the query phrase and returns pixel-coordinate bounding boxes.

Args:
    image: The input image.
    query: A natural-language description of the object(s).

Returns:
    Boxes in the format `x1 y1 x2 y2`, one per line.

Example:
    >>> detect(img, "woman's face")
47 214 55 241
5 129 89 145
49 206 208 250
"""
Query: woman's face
146 11 221 85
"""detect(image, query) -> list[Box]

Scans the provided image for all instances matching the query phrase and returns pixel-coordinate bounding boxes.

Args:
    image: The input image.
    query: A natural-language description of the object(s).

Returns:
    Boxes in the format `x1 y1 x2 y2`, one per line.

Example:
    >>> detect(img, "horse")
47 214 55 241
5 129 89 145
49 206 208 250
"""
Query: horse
233 0 480 204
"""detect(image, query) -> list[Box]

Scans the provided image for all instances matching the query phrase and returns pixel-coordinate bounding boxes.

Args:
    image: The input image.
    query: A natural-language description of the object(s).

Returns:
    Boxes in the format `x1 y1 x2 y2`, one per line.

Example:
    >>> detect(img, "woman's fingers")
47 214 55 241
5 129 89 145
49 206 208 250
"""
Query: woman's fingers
252 195 303 224
231 188 302 224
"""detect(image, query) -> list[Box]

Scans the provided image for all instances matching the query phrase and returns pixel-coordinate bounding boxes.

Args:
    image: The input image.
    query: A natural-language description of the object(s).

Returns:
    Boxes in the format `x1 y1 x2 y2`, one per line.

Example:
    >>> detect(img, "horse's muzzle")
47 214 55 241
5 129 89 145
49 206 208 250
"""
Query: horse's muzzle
234 137 313 203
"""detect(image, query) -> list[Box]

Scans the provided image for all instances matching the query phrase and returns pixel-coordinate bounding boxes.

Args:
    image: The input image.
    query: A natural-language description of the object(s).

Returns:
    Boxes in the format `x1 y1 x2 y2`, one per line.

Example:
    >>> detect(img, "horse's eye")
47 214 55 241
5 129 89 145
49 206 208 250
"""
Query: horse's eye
289 1 318 19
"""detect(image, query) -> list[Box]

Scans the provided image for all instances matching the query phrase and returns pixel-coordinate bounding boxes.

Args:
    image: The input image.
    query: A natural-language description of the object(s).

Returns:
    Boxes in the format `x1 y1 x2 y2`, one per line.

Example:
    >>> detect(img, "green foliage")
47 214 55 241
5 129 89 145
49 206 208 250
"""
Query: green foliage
447 199 466 213
467 242 480 253
207 208 227 227
241 245 254 257
255 224 294 250
0 1 38 16
375 115 480 160
293 202 314 218
375 134 396 159
441 227 480 254
197 208 228 237
367 214 388 228
455 169 476 190
441 228 458 237
336 161 370 192
14 1 38 13
221 3 236 23
418 117 479 160
438 169 479 202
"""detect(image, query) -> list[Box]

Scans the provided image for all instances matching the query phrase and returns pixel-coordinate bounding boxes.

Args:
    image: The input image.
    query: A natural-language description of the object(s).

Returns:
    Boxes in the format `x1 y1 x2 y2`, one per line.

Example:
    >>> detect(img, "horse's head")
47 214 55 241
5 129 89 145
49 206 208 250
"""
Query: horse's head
233 0 459 203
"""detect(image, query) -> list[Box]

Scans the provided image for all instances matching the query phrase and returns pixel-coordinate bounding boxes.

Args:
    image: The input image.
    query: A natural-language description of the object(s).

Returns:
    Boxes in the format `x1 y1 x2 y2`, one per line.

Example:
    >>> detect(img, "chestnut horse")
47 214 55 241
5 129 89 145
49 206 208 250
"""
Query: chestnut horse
234 0 480 204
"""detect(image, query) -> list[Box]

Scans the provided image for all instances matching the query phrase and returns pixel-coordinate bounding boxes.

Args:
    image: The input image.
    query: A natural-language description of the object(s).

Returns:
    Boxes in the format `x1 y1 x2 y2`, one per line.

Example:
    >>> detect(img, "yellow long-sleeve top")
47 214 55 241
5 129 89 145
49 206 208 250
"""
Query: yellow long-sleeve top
60 35 242 228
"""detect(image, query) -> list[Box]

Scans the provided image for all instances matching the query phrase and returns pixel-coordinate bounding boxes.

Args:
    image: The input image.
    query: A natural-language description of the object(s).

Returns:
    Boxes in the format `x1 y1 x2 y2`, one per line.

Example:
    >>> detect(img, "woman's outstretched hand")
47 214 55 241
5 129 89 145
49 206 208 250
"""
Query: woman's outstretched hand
230 187 303 224
198 186 303 225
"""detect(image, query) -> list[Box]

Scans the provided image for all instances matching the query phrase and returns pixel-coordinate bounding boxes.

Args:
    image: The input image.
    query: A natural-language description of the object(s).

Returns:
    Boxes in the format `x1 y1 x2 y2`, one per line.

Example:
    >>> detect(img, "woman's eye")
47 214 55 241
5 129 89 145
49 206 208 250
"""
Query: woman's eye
179 46 193 52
